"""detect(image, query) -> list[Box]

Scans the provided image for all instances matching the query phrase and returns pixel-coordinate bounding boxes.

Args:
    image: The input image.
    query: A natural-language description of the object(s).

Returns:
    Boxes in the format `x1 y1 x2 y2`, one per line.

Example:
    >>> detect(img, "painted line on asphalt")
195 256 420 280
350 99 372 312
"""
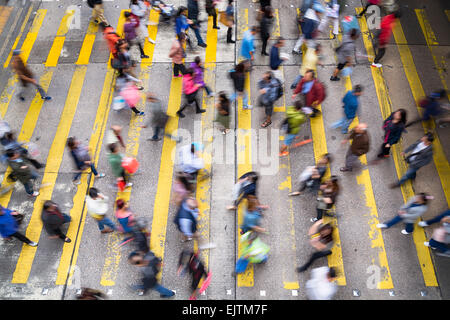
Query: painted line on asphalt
75 21 98 65
0 9 46 118
237 8 248 41
357 8 438 287
0 5 26 68
44 10 75 67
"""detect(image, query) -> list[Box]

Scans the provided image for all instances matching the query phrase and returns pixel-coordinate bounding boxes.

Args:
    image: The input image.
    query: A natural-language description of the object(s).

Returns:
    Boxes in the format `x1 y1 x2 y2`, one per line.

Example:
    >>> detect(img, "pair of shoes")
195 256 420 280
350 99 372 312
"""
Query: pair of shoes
29 191 40 197
376 224 387 229
73 179 81 185
148 137 162 141
371 62 382 68
261 52 269 56
160 292 175 298
28 241 38 247
196 109 206 114
101 228 114 234
340 167 352 172
198 43 207 48
401 229 412 235
227 40 236 44
418 221 429 227
42 96 52 100
296 266 307 273
181 237 193 243
330 76 340 81
64 237 71 243
213 26 220 29
125 182 133 188
138 112 145 116
310 217 318 223
141 54 149 59
177 111 185 118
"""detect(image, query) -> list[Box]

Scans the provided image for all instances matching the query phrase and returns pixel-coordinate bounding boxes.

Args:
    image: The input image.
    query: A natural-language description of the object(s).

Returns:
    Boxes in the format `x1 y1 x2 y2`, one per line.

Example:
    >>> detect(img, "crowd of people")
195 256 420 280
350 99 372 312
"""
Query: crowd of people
0 0 449 301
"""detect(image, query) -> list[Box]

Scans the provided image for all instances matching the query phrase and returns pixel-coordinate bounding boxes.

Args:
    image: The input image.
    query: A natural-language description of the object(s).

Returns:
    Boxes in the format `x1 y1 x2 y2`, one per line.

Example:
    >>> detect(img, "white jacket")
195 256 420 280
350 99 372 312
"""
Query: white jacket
178 144 204 174
306 267 338 300
86 195 109 220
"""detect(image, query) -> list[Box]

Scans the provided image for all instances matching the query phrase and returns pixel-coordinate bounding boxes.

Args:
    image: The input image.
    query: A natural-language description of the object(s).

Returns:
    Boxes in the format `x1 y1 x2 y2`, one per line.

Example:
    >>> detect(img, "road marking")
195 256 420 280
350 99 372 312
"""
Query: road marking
0 9 46 118
357 8 438 287
237 9 248 41
100 10 154 286
415 10 449 102
194 14 217 275
236 10 254 288
141 9 159 65
56 14 124 285
272 9 285 113
75 21 98 65
11 65 87 284
44 10 75 67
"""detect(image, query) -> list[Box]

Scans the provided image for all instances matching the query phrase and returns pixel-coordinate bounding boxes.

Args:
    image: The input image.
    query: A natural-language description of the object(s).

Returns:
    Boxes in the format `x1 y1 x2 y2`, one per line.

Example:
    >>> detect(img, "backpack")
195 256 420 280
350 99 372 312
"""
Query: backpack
87 0 96 9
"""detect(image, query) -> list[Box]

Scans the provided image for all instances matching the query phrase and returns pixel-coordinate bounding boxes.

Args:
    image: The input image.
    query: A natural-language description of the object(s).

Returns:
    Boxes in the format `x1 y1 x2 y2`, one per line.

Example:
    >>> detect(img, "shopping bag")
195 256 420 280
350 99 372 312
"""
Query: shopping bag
117 178 126 192
235 258 249 274
122 157 139 174
112 96 126 111
218 11 232 27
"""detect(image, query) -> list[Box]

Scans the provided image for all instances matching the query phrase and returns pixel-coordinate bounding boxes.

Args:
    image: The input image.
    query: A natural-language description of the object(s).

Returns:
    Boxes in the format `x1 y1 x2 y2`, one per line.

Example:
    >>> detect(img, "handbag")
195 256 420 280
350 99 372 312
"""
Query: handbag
218 11 233 27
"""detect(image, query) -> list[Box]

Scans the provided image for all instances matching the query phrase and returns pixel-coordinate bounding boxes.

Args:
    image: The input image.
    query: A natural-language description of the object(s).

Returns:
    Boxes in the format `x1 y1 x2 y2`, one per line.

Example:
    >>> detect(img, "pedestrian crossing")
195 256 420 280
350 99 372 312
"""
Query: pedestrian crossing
0 3 448 299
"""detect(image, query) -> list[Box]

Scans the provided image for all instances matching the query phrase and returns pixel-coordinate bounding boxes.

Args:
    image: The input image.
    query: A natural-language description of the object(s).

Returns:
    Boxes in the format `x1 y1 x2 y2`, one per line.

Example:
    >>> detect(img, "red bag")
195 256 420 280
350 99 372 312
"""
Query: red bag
122 157 139 174
117 178 126 192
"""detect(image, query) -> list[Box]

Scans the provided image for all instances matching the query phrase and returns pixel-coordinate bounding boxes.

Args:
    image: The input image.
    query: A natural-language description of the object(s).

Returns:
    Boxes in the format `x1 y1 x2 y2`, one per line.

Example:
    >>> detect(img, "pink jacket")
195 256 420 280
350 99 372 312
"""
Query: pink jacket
183 74 199 95
169 39 184 65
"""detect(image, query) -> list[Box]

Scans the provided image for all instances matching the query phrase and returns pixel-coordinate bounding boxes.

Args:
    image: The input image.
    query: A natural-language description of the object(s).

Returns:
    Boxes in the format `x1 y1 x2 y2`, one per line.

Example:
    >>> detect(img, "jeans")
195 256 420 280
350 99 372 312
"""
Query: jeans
189 24 205 45
227 27 233 42
331 117 354 134
261 34 269 54
299 250 332 271
383 215 414 233
203 85 212 96
230 91 249 108
73 163 98 182
397 167 418 186
424 209 450 226
19 81 47 99
377 142 391 158
23 171 38 195
374 47 386 64
429 238 450 253
133 283 175 297
97 217 117 231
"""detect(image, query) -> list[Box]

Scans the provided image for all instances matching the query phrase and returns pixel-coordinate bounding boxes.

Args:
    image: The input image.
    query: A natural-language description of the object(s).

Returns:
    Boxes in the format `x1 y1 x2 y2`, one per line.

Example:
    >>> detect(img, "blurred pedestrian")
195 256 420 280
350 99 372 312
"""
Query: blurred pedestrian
312 176 339 222
176 68 206 118
11 50 51 101
142 93 180 142
240 195 267 234
318 0 340 39
173 173 194 206
190 56 214 97
371 11 402 68
240 26 257 66
225 0 235 44
279 101 307 156
86 187 116 234
41 200 71 243
1 131 43 169
107 142 132 189
258 71 282 128
305 267 338 300
177 143 206 183
297 220 333 272
105 125 126 149
130 0 155 44
205 0 220 30
374 109 407 162
174 196 200 243
229 61 251 109
405 89 448 128
177 250 210 300
214 91 231 134
289 153 331 196
67 137 105 185
259 6 274 56
115 199 135 234
290 44 323 90
424 216 450 256
123 11 149 60
174 6 192 49
292 69 326 117
340 123 370 172
169 33 187 78
292 3 324 54
419 208 450 228
331 85 363 134
330 28 358 81
270 37 288 81
88 0 108 25
390 132 434 188
6 149 39 197
235 231 270 274
0 205 37 247
187 0 207 48
377 193 432 234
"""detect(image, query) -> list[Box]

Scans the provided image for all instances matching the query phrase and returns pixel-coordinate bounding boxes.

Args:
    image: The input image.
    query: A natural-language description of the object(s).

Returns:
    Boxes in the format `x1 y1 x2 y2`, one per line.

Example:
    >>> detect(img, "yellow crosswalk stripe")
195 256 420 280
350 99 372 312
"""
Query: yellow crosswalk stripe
0 9 46 119
272 9 285 113
45 10 76 67
357 8 438 287
75 21 98 65
100 10 159 286
237 9 248 41
415 10 450 102
55 14 125 286
194 14 218 273
3 6 32 69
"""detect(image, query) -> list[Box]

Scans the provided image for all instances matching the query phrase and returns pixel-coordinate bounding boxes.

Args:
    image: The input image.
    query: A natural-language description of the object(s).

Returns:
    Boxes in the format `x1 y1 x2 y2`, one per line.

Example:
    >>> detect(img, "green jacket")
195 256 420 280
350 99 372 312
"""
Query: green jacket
285 106 306 135
108 153 123 177
240 232 270 263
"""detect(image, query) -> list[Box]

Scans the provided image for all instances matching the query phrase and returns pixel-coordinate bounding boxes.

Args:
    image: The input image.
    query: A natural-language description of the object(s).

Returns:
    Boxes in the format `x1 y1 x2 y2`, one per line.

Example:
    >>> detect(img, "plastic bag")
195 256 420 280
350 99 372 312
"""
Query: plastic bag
112 96 126 111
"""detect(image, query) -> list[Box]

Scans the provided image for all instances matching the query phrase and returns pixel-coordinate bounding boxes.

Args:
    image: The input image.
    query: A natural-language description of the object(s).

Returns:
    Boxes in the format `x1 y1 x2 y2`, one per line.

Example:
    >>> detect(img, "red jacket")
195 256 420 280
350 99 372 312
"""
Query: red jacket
293 79 325 107
378 14 396 46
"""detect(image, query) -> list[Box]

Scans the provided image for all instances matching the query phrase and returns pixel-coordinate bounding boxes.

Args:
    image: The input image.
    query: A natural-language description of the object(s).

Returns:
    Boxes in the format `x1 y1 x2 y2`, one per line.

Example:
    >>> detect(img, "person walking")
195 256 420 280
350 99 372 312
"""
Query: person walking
123 11 149 60
187 0 207 48
240 26 257 67
169 33 187 78
225 0 235 44
305 267 338 300
390 132 434 188
67 137 105 185
292 3 324 54
229 61 251 109
259 6 274 56
1 131 43 169
374 108 407 161
318 0 340 39
214 91 231 134
270 37 288 81
371 11 402 68
289 153 331 196
330 28 358 81
142 93 178 142
115 199 136 234
339 123 370 172
6 150 39 197
331 85 363 134
11 50 51 101
174 6 192 49
240 195 267 234
236 231 270 274
190 56 214 97
205 0 220 30
88 0 108 25
176 68 206 118
86 187 116 234
130 0 155 44
312 176 340 222
419 208 450 228
177 250 210 300
258 71 282 128
377 193 432 234
128 250 175 297
279 101 307 156
227 171 263 210
297 220 334 272
423 215 450 256
107 142 132 189
41 200 71 243
0 205 37 247
173 173 194 206
405 89 448 128
292 69 326 117
177 143 206 182
290 44 323 90
173 196 200 243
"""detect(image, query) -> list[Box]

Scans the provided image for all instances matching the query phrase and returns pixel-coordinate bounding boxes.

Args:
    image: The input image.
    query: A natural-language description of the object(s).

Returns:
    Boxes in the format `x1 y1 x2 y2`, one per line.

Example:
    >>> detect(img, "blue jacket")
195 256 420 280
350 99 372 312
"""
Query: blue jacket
270 46 283 70
343 90 359 119
240 30 255 60
175 15 189 35
0 207 18 238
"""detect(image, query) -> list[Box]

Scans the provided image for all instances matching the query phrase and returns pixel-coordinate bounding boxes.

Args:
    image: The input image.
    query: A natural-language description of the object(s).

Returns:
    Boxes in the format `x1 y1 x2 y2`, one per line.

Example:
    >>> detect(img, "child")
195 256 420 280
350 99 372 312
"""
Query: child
190 56 214 97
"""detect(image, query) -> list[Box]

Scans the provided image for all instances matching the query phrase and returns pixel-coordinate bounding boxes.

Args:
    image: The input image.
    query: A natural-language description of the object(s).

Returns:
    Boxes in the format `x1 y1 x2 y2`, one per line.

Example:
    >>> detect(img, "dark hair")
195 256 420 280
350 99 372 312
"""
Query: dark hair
319 223 333 243
263 6 273 18
6 150 16 158
116 199 125 210
276 37 284 45
108 143 118 153
4 132 14 141
228 0 233 4
178 174 194 192
305 69 315 78
249 172 259 183
425 132 434 142
394 10 402 19
417 192 429 205
294 100 303 110
328 267 336 278
322 153 332 163
128 251 142 264
395 108 407 125
43 200 55 211
89 188 99 198
176 6 187 17
235 61 246 73
350 28 359 38
353 85 363 93
67 137 76 150
194 56 201 65
124 11 131 18
250 26 258 33
219 91 230 108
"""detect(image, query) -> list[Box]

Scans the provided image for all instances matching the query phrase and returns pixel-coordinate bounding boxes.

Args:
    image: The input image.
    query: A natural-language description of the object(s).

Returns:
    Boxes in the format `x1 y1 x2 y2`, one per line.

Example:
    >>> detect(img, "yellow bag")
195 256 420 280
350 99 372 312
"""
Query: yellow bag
218 11 233 27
